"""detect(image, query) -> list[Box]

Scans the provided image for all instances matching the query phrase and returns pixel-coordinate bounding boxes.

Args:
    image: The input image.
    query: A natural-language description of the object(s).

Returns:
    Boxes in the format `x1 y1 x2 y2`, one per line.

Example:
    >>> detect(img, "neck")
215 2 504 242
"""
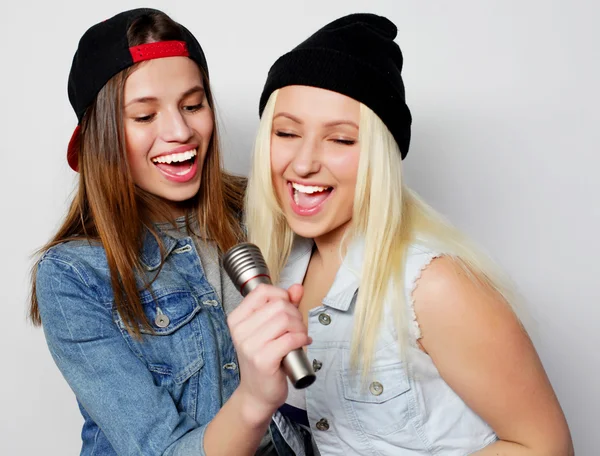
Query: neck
166 198 198 219
141 194 197 223
312 221 352 272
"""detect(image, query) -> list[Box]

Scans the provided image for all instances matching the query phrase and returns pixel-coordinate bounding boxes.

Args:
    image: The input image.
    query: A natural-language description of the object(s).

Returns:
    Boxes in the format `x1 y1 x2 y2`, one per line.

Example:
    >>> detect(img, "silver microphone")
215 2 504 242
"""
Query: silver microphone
223 242 316 389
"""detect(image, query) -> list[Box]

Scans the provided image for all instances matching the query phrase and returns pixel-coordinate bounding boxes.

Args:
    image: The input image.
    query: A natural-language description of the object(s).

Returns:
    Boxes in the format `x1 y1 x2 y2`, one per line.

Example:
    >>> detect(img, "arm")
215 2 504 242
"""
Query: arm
204 284 310 455
38 258 308 456
413 257 573 456
37 257 208 455
202 389 272 455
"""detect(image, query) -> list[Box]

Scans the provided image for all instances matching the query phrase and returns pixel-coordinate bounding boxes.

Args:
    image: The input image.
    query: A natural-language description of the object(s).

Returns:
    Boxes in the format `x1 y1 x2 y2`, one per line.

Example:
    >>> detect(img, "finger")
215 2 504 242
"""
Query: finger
261 332 313 367
240 332 313 377
228 284 290 328
233 300 304 345
257 312 308 343
287 284 304 306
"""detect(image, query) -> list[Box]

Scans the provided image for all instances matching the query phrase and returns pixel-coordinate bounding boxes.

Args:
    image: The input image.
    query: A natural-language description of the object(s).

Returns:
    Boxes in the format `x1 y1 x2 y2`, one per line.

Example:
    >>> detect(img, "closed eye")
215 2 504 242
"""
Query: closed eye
183 103 204 113
332 138 356 146
134 114 155 123
274 131 299 138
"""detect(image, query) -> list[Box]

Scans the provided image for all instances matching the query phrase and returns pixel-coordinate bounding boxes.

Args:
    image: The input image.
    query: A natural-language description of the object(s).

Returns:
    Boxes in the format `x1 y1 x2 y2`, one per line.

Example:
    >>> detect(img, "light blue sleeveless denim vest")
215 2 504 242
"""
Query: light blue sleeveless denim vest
278 236 497 455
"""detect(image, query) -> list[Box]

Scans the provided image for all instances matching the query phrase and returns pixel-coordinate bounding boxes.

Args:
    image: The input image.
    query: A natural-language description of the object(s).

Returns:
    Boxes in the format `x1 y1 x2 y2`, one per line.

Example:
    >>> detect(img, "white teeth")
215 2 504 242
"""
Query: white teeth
291 182 329 194
152 149 197 164
294 192 300 205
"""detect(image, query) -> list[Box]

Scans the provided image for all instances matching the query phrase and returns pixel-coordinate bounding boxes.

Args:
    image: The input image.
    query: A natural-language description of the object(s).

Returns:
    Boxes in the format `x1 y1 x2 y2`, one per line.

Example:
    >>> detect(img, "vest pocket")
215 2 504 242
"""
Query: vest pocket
341 360 412 436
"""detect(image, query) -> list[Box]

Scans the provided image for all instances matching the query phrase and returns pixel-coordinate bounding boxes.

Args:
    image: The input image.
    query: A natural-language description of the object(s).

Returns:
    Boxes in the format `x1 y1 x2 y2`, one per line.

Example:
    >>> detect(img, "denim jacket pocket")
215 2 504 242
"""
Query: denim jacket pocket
341 360 412 436
114 288 205 387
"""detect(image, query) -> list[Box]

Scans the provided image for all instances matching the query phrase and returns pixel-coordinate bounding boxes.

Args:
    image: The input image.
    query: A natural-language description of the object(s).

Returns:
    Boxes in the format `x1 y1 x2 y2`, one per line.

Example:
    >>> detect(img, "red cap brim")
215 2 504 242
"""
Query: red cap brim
67 125 81 172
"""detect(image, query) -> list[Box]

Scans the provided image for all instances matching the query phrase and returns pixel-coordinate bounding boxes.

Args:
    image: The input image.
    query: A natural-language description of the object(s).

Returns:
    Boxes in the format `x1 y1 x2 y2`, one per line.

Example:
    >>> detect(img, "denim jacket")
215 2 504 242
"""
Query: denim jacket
279 236 497 455
36 229 309 456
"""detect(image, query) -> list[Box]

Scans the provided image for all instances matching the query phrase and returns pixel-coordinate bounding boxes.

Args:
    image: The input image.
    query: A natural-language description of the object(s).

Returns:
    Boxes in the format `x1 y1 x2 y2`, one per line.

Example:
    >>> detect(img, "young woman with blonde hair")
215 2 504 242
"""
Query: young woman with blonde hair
244 13 573 455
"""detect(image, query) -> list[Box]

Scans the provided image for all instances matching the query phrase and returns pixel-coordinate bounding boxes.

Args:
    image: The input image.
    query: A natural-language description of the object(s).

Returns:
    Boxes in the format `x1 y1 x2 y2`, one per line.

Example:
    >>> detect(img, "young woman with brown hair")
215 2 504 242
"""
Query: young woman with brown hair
30 8 311 456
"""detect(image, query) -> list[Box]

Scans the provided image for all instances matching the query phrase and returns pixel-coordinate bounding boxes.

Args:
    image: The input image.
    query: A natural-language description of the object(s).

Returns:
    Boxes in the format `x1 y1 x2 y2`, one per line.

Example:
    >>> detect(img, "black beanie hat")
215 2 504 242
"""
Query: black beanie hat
66 8 209 171
259 13 412 159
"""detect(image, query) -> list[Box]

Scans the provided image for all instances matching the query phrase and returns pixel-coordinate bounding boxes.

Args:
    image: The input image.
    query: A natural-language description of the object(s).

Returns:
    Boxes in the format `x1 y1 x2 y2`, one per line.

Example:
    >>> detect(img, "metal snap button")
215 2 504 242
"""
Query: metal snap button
369 381 384 396
318 313 331 325
312 359 323 372
154 308 170 328
315 418 329 431
155 314 170 328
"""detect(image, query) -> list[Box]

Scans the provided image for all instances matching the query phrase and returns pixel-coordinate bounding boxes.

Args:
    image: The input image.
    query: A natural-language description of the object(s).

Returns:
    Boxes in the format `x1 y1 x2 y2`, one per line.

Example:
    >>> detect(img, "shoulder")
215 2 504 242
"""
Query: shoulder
412 254 499 305
411 253 519 343
37 239 110 296
412 253 464 296
41 238 105 262
403 243 443 290
35 242 119 346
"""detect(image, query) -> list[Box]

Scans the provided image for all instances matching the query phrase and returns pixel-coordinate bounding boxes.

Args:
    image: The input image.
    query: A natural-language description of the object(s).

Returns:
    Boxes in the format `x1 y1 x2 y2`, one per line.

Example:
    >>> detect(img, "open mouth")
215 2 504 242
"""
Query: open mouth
151 148 198 181
289 181 334 213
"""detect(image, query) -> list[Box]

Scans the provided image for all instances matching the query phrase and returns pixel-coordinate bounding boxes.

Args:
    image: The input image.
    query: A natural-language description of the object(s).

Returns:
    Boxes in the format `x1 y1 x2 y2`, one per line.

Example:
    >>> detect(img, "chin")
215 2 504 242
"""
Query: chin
158 185 201 204
169 192 200 203
285 218 329 240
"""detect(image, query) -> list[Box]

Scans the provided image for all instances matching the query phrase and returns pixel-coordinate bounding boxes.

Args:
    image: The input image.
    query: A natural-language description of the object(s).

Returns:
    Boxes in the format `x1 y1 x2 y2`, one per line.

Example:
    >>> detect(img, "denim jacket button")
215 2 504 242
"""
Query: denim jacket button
312 359 323 372
318 313 331 325
316 418 329 431
369 381 384 396
155 314 170 328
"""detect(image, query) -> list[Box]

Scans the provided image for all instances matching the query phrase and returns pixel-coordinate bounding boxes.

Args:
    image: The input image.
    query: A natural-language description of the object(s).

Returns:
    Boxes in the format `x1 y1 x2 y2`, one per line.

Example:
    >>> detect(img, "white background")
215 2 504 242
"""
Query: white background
1 1 598 454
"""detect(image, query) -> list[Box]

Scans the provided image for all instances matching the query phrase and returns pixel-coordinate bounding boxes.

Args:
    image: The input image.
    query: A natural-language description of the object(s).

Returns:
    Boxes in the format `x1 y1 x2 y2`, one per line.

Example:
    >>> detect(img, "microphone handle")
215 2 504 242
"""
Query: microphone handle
241 276 316 389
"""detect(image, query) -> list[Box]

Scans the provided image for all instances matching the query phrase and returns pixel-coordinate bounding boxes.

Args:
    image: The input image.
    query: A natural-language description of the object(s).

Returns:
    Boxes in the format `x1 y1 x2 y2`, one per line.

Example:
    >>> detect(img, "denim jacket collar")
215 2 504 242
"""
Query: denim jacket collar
140 227 179 271
281 235 366 312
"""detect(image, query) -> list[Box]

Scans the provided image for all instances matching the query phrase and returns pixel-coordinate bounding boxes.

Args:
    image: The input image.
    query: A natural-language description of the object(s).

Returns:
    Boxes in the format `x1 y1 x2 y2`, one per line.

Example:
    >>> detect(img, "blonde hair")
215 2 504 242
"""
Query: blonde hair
246 89 520 375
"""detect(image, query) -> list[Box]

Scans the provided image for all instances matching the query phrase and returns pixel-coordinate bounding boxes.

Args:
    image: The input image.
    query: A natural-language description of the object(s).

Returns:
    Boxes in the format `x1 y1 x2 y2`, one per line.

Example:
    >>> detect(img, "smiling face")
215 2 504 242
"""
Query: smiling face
270 85 361 242
123 56 213 207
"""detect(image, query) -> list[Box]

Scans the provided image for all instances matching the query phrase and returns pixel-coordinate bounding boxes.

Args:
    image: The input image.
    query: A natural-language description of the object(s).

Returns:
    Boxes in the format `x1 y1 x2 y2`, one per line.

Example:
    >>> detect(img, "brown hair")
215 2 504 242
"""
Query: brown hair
29 12 245 336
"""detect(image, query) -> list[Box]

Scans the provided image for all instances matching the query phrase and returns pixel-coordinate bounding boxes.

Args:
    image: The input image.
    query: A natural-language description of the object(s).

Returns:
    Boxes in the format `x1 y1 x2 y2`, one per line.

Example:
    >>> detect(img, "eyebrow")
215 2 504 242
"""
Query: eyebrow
273 112 358 129
324 119 359 129
125 85 205 107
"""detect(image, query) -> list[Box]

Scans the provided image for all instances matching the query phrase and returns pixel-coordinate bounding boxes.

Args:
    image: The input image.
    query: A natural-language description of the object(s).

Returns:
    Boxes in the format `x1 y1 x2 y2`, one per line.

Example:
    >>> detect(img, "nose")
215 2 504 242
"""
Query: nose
291 136 321 176
160 108 193 144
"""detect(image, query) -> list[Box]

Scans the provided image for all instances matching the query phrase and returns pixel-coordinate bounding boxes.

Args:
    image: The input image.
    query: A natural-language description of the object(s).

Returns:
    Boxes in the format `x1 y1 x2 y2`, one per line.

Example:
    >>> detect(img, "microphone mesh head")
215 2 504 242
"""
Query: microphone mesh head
222 242 270 288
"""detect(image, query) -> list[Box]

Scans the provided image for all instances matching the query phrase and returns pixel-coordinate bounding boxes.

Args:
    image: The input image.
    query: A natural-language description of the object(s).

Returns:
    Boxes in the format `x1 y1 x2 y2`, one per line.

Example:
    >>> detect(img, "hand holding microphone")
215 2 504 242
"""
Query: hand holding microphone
224 243 316 389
